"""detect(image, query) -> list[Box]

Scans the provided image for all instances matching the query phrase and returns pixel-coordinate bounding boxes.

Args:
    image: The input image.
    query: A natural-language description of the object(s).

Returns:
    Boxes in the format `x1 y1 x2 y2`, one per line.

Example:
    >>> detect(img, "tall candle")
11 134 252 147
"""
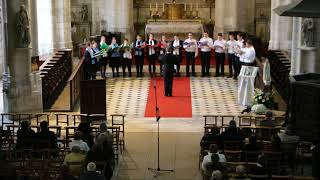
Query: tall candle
184 3 187 11
150 3 151 11
197 3 199 11
162 3 164 12
190 3 192 11
156 2 158 11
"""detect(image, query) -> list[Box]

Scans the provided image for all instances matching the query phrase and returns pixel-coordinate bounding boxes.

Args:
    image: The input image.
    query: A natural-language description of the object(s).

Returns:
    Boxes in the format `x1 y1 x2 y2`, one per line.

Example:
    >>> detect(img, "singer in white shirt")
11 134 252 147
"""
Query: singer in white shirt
171 34 183 76
146 33 158 76
213 33 226 77
183 32 198 77
239 39 256 66
199 31 213 77
235 33 245 76
226 33 238 79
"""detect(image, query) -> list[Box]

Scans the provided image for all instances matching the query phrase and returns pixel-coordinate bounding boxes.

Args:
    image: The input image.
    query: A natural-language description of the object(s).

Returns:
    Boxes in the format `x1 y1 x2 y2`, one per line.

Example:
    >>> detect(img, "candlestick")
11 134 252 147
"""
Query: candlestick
184 3 187 11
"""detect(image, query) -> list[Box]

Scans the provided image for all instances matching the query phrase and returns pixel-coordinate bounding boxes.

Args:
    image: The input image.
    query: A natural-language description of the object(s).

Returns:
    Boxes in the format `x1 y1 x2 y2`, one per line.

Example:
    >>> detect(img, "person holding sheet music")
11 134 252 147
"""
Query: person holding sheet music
226 33 238 79
199 31 213 77
213 33 226 77
183 32 198 77
109 37 121 77
158 35 169 76
84 42 92 80
88 40 99 80
134 35 145 77
121 38 133 77
98 35 108 78
146 33 158 76
239 39 256 67
235 33 245 77
171 34 183 77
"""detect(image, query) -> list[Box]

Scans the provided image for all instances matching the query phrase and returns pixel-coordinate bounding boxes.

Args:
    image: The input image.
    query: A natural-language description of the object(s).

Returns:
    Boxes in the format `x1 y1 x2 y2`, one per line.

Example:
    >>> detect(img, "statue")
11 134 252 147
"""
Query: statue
16 5 30 48
80 4 88 22
301 18 315 47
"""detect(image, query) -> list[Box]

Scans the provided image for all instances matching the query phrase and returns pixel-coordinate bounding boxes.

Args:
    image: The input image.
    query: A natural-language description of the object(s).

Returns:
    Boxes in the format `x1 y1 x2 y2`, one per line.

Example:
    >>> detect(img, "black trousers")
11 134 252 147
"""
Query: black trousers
201 51 211 76
186 52 196 76
135 55 144 76
122 58 132 76
164 71 174 96
147 54 156 73
215 52 225 76
234 56 240 77
175 55 182 74
227 53 236 77
87 64 97 80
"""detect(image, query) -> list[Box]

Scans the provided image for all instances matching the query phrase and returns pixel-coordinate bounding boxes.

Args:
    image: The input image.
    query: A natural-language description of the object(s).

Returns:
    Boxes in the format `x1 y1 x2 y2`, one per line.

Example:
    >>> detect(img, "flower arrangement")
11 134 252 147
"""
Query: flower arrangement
252 88 274 109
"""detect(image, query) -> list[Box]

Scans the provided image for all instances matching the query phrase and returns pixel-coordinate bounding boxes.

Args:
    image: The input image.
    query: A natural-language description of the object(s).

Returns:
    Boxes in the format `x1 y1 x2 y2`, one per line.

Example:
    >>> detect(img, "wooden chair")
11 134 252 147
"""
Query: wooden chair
35 113 50 125
54 113 70 126
1 113 17 127
224 141 242 151
224 150 242 162
16 113 33 124
239 115 254 127
203 115 219 128
71 114 88 126
65 126 78 143
271 175 291 180
108 126 120 164
89 114 106 125
220 115 236 128
297 141 313 175
292 176 316 180
111 114 126 153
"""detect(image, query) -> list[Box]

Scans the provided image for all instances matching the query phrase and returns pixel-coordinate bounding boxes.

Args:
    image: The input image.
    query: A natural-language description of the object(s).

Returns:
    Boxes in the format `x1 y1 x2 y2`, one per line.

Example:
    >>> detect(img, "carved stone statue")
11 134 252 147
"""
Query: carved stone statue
301 18 315 47
80 4 88 22
16 5 30 48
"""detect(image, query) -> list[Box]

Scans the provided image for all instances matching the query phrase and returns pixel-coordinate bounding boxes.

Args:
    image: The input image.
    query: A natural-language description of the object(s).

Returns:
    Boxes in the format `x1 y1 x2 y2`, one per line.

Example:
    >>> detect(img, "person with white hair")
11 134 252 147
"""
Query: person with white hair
229 165 251 180
78 162 106 180
211 170 223 180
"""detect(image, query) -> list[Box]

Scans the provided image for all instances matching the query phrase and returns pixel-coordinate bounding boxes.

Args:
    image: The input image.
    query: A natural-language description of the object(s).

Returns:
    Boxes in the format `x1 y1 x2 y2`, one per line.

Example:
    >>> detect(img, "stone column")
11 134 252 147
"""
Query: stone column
3 0 42 113
290 17 302 75
52 0 73 50
214 0 255 36
0 0 5 78
269 0 293 50
98 0 134 41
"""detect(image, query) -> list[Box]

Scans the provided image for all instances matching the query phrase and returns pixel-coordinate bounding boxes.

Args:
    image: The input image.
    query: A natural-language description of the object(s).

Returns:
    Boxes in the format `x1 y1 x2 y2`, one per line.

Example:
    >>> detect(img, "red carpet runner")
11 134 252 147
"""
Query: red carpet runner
144 77 192 118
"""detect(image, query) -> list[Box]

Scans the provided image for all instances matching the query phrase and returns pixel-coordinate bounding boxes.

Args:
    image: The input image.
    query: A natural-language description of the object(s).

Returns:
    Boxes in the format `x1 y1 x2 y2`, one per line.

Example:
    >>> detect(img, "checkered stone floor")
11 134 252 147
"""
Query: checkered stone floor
106 76 243 118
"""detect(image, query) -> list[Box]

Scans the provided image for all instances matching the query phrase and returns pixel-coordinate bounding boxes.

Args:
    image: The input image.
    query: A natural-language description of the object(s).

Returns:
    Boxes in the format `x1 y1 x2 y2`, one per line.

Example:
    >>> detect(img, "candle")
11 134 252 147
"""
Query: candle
162 3 164 12
197 3 199 11
150 3 151 11
184 3 187 11
156 2 158 11
190 3 192 11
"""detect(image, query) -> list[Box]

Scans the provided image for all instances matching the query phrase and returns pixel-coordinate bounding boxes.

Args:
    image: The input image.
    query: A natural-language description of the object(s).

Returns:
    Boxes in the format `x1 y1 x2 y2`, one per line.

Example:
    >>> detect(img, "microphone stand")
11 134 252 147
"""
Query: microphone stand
148 79 174 177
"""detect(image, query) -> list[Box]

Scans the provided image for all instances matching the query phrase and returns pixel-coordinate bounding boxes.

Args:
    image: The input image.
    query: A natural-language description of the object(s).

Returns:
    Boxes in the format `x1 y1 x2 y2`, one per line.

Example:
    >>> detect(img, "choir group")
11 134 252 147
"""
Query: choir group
83 31 256 80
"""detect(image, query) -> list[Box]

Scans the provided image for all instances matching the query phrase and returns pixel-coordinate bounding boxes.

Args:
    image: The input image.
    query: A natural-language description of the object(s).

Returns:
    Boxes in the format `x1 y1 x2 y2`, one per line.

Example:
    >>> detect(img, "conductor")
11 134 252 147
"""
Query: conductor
161 47 178 97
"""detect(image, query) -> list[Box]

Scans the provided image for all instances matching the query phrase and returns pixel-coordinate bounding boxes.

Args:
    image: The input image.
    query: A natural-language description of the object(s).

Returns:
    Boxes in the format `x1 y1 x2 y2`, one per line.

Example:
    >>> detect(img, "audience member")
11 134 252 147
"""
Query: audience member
244 136 260 151
249 154 269 176
201 126 220 149
35 121 57 149
78 162 106 180
220 120 243 146
202 144 226 172
63 146 86 177
211 170 224 180
69 131 90 153
16 121 35 150
77 120 94 148
259 111 275 127
86 142 114 180
55 165 77 180
95 122 113 145
229 165 251 180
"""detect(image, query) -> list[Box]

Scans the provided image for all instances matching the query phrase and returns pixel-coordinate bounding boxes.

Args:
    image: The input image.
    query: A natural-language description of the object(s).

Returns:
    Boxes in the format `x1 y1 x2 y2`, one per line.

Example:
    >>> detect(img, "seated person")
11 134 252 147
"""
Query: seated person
278 127 300 169
86 141 114 180
63 146 86 177
201 126 220 149
78 162 106 180
259 111 275 127
55 165 77 180
263 134 281 152
249 154 269 176
77 121 94 148
35 121 57 149
229 165 251 180
210 170 224 180
202 144 226 172
220 120 244 146
16 121 35 150
244 136 261 151
69 131 90 153
95 122 113 145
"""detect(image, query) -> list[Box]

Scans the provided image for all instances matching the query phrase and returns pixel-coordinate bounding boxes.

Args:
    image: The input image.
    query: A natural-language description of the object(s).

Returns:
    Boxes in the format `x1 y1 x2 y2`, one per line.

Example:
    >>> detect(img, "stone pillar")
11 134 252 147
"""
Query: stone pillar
97 0 134 41
214 0 255 36
269 0 293 50
91 0 101 35
52 0 73 50
3 0 42 113
0 0 5 78
290 17 302 75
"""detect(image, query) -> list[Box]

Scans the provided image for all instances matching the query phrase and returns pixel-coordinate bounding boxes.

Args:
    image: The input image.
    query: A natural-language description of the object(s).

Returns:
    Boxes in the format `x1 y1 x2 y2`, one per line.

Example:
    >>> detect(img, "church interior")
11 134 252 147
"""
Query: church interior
0 0 320 179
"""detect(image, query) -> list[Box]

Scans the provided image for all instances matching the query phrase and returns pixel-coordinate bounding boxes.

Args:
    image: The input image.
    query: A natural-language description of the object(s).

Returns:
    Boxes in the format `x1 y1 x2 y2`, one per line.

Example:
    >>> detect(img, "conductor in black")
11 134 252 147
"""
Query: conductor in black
162 47 178 97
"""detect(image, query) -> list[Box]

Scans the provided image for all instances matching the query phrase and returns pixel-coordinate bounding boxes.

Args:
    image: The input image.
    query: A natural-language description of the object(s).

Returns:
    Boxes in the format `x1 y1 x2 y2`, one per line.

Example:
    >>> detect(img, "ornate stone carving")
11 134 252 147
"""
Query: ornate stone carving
16 5 30 48
301 18 315 47
80 4 88 22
